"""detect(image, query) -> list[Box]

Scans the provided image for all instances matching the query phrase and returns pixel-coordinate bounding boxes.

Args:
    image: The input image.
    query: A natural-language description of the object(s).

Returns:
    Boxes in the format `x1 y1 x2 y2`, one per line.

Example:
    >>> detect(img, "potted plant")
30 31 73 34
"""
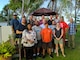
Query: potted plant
0 41 16 60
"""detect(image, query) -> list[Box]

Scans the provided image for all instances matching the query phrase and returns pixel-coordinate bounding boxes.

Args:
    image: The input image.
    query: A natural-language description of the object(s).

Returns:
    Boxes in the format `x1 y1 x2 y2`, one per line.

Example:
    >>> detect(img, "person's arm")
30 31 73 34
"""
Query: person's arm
16 24 23 34
74 23 77 32
64 22 69 33
10 20 15 33
21 30 27 44
59 28 63 40
11 26 15 33
40 30 44 41
54 29 57 38
16 30 23 34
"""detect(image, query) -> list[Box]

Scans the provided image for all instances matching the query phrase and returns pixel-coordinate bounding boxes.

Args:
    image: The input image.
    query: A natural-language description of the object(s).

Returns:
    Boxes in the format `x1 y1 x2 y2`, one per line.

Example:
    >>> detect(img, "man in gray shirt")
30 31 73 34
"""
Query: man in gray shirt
32 20 42 57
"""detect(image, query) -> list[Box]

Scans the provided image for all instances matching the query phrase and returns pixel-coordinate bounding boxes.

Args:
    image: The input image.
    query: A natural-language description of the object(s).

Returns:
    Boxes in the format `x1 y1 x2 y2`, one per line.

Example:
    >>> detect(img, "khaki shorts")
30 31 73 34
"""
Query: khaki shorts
54 39 63 44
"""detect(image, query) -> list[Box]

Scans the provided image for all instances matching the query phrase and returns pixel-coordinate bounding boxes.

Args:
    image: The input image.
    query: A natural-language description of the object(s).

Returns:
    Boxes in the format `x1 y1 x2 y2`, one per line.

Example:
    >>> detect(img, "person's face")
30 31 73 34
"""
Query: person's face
30 15 33 20
60 17 63 22
35 21 39 26
45 23 48 28
50 15 53 19
22 18 26 24
70 18 73 23
52 21 55 25
42 15 45 19
13 15 17 19
56 23 60 27
56 14 58 18
43 19 46 24
27 24 32 30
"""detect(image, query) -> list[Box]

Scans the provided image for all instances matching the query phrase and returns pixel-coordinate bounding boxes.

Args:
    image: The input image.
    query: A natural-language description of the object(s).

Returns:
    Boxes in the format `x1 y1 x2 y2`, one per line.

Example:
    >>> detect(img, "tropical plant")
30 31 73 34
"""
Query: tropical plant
5 0 43 15
0 41 16 59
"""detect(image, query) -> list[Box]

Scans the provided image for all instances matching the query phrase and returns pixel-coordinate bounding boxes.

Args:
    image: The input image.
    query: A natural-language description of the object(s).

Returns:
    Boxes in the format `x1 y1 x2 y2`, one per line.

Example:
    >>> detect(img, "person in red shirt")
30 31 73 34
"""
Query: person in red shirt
60 16 69 46
41 22 53 58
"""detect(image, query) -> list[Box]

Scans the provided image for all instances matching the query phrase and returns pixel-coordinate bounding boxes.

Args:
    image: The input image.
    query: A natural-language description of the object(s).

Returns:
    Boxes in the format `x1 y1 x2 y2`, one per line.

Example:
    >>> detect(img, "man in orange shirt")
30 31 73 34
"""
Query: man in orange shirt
41 22 53 58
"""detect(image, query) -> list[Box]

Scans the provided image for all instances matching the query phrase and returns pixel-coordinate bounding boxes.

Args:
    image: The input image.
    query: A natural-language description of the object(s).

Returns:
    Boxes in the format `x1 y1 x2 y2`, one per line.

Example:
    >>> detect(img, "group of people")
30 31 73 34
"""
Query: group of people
10 13 77 60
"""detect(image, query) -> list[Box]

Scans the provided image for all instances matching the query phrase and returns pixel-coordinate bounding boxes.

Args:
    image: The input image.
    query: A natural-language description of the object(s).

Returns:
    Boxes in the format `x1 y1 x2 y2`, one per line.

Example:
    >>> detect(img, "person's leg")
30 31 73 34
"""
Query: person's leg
33 45 37 59
54 39 59 56
28 47 33 60
47 42 53 56
68 35 72 48
42 42 46 58
59 39 65 57
72 35 75 48
63 33 66 47
55 44 59 56
59 44 65 57
37 40 41 56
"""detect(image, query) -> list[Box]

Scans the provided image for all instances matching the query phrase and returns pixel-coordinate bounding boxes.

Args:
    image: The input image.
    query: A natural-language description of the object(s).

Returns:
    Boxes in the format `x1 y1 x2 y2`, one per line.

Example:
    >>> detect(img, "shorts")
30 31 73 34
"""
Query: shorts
54 39 63 44
42 42 52 49
37 40 42 48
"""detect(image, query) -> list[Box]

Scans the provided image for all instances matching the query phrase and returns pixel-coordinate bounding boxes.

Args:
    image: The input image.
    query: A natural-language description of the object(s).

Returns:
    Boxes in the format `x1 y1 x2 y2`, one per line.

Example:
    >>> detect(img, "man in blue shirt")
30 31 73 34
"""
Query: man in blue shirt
68 18 77 49
10 13 19 45
10 13 19 33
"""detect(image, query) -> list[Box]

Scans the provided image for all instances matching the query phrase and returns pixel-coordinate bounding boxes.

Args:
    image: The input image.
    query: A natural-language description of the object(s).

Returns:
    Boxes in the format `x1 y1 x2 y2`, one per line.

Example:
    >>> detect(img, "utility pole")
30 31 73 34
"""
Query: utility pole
75 0 77 23
22 0 24 17
19 0 24 60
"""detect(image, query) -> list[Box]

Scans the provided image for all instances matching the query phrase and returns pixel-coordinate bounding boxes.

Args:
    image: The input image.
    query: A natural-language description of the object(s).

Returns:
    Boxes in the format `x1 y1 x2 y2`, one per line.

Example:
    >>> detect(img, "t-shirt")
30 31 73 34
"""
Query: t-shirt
40 24 45 29
49 25 56 32
54 19 59 24
48 20 52 25
41 28 52 43
27 20 34 26
60 21 69 33
32 25 42 40
16 23 26 38
10 19 19 33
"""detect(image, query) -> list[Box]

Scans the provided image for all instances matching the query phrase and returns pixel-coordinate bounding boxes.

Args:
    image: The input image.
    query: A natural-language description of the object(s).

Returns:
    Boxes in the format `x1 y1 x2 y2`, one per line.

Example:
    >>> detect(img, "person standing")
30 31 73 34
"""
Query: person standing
48 15 53 25
39 15 45 25
68 18 77 49
54 13 59 24
21 23 37 60
10 13 19 45
40 19 47 29
49 20 56 52
54 22 66 57
32 20 42 57
41 22 53 59
16 16 27 60
60 16 69 46
27 15 35 26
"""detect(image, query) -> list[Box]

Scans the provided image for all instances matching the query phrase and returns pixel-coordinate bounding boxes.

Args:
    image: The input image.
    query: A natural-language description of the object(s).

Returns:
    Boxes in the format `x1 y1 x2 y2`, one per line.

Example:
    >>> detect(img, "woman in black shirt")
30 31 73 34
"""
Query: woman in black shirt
54 22 66 57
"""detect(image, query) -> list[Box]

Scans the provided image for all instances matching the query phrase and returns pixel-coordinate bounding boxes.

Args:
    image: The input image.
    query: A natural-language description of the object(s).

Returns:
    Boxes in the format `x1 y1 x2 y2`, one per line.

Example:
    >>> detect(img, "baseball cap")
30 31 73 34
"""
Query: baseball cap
13 13 17 16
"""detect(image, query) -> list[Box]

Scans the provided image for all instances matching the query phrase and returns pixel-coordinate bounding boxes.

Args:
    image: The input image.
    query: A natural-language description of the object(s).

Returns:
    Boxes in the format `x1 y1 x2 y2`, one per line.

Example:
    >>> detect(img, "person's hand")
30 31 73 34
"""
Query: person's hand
56 38 60 40
28 40 34 44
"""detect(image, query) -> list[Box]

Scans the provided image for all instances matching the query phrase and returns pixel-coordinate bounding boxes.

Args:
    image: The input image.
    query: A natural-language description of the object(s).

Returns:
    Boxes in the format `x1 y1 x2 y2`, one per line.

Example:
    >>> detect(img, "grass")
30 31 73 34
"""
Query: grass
15 25 80 60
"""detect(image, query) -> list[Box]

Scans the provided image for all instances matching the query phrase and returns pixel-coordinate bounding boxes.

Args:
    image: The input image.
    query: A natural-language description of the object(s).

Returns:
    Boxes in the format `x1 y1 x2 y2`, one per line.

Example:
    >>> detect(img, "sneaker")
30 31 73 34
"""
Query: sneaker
49 54 53 58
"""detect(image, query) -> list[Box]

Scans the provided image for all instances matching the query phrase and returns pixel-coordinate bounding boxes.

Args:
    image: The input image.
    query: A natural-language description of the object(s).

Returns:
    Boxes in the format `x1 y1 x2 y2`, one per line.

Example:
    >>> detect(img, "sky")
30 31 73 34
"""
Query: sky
0 0 49 12
0 0 9 11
